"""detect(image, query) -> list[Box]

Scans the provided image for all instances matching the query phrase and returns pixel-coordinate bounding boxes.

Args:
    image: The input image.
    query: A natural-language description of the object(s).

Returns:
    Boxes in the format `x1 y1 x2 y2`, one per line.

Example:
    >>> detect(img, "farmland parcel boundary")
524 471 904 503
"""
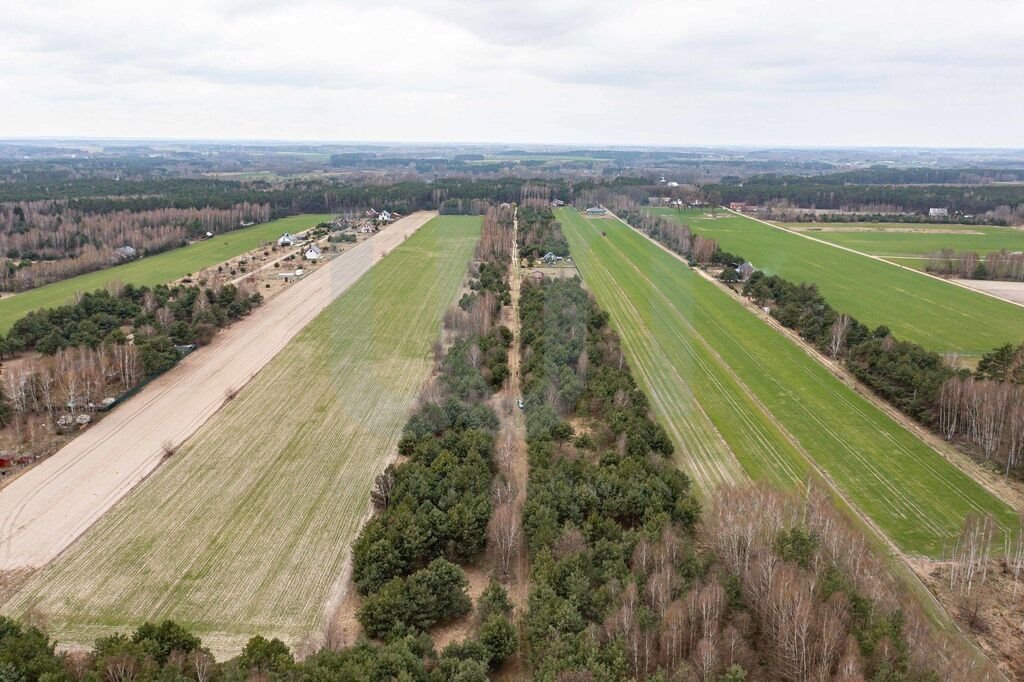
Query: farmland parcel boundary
557 208 1016 558
2 214 482 657
0 212 436 572
649 207 1024 354
0 213 335 334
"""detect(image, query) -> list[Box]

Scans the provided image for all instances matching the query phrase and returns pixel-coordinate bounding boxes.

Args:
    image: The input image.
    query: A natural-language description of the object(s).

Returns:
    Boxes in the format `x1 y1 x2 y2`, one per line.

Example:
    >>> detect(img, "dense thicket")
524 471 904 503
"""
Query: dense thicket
518 277 699 679
351 226 515 655
517 205 569 260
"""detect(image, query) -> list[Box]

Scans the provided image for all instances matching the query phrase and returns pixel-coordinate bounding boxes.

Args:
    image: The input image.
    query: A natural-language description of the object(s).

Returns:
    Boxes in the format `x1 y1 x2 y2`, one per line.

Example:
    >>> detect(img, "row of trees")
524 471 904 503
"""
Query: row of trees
601 195 739 265
0 610 519 681
0 202 269 291
926 249 1024 281
742 272 952 424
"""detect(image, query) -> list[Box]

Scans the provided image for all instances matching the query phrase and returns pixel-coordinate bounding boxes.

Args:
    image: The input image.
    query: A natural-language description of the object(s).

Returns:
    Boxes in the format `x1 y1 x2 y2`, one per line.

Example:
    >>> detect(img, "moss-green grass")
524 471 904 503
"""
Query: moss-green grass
2 216 481 656
0 214 333 334
649 208 1024 355
776 222 1024 260
559 208 1016 557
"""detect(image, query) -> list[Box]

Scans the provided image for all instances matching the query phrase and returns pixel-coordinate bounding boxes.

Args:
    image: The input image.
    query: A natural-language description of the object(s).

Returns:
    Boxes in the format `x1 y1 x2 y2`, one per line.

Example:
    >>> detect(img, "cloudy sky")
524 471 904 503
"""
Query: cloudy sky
3 0 1023 147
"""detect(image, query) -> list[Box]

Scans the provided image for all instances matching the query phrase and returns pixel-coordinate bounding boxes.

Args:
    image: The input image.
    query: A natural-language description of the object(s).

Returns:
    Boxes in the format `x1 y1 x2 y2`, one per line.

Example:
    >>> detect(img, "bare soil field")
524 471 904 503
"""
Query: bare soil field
953 278 1024 305
0 212 436 572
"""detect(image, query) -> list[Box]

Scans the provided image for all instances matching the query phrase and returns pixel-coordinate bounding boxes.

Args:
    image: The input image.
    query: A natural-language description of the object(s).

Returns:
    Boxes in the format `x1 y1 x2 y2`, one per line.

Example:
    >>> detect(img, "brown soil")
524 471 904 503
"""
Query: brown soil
908 557 1024 680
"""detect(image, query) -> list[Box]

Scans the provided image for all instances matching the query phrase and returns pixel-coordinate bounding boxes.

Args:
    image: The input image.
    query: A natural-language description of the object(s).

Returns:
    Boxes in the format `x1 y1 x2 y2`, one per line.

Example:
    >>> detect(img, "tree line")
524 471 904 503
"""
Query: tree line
603 196 741 266
706 174 1024 222
0 202 269 291
741 271 1024 478
926 249 1024 281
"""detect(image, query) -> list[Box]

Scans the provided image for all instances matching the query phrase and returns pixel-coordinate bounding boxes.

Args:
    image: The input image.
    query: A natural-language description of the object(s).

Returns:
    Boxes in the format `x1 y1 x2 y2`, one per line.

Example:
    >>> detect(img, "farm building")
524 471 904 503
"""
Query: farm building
929 207 949 217
278 233 295 247
278 268 305 281
737 262 756 281
729 202 747 212
585 206 606 215
304 245 322 261
542 252 563 265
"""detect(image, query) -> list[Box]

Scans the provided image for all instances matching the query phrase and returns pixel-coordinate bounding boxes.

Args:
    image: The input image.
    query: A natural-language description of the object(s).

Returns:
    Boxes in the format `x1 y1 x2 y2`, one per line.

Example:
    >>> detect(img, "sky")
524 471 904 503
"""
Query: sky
2 0 1023 148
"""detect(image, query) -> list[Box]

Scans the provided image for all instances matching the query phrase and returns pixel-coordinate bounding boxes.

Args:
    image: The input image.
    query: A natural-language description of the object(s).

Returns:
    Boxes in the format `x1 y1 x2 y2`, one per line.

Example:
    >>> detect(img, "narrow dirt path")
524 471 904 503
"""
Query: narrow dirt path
490 206 531 680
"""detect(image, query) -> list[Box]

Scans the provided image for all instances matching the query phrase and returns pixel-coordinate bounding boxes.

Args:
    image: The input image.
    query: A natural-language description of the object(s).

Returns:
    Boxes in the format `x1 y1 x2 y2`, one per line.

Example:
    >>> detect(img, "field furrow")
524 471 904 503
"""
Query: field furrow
559 208 1017 557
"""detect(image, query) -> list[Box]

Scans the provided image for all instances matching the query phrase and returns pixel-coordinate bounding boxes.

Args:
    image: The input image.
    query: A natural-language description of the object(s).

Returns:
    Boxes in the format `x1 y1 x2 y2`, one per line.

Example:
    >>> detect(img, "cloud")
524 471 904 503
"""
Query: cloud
1 0 1022 146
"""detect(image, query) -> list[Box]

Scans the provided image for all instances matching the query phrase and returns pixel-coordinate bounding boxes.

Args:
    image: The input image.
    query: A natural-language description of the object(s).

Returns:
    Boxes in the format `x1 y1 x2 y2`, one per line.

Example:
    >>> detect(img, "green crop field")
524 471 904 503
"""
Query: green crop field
559 208 1017 557
2 216 481 656
0 214 333 334
649 208 1024 355
777 222 1024 262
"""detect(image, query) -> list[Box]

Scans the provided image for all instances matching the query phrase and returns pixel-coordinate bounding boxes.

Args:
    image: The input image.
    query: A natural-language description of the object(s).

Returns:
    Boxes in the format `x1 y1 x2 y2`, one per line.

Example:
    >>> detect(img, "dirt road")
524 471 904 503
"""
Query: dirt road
0 212 437 571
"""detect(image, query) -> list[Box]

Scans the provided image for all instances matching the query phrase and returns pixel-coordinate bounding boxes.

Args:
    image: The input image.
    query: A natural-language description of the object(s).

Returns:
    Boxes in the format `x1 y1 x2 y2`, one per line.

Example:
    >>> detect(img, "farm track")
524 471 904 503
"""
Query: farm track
558 209 1017 557
651 208 1024 354
1 214 481 658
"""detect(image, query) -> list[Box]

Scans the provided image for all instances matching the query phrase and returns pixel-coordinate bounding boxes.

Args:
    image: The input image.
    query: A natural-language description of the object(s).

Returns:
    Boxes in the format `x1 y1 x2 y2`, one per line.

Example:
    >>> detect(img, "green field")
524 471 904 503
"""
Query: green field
3 216 481 656
559 208 1016 557
0 214 333 334
650 208 1024 355
778 222 1024 262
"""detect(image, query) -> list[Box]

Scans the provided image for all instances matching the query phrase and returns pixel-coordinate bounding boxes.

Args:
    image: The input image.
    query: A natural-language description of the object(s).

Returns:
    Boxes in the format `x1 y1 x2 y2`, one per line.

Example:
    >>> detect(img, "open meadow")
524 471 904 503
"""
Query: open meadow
650 208 1024 355
2 215 481 657
559 208 1017 557
776 221 1024 270
0 214 333 334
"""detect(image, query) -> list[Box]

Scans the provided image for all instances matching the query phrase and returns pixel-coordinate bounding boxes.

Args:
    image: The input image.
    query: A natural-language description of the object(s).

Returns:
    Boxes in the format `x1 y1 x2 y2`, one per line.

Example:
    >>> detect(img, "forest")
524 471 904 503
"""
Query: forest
0 202 269 291
0 281 262 461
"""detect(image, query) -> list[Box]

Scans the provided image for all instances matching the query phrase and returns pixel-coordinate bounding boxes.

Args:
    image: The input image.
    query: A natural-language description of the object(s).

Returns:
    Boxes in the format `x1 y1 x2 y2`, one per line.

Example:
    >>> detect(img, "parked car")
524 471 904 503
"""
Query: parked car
517 399 525 410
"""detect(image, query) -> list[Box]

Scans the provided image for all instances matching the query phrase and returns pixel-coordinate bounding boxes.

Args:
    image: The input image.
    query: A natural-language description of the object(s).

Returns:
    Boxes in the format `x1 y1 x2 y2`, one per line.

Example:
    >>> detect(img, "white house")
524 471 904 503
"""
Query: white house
376 210 393 224
278 233 294 247
929 208 949 217
359 223 375 234
304 244 322 261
